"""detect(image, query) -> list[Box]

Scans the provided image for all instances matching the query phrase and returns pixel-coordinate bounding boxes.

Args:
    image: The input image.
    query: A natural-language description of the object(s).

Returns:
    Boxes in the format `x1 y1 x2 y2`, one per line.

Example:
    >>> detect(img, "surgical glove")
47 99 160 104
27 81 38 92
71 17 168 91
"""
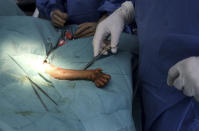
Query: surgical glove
74 22 98 39
50 9 68 27
93 1 134 56
74 15 107 39
167 57 199 101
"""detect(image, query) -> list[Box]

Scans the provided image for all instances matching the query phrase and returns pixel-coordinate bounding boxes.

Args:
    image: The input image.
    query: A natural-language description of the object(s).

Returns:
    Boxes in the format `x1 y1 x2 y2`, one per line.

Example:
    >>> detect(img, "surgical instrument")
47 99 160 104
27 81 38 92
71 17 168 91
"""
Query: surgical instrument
8 55 57 111
44 29 73 63
83 44 111 70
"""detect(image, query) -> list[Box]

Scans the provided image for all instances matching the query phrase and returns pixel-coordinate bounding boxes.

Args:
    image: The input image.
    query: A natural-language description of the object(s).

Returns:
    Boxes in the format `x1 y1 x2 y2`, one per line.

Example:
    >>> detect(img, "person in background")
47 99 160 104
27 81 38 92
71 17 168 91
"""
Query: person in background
36 0 133 38
93 1 199 131
36 0 108 38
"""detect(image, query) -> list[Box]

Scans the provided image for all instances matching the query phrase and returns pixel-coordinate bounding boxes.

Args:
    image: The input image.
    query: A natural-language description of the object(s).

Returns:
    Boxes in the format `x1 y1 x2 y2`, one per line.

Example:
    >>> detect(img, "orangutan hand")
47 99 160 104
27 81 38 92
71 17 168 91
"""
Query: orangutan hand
88 68 111 87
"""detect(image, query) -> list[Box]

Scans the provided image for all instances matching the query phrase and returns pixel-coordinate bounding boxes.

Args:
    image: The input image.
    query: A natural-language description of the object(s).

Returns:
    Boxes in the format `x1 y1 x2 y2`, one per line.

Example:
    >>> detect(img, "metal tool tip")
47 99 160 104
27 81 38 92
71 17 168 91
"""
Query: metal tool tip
43 59 47 64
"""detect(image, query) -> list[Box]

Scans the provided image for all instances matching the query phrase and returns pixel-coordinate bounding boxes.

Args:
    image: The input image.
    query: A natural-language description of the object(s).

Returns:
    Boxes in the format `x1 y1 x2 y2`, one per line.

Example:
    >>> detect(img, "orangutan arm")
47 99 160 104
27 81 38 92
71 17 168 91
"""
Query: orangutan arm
44 63 111 87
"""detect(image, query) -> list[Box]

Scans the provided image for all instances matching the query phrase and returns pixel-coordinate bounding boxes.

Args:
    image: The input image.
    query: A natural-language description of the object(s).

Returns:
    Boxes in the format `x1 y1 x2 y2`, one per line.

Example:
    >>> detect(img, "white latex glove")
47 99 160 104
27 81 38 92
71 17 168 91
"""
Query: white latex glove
167 57 199 101
93 1 134 56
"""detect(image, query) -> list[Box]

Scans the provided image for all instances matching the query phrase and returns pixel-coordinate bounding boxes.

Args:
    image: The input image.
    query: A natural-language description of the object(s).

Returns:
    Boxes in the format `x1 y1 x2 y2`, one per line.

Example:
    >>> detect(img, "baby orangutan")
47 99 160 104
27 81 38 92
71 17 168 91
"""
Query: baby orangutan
43 63 111 87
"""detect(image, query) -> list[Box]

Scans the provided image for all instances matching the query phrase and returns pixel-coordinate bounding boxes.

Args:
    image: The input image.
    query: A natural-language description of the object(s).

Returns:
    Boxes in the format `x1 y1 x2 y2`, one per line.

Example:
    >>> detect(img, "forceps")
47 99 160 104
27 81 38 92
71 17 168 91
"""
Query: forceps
83 44 112 70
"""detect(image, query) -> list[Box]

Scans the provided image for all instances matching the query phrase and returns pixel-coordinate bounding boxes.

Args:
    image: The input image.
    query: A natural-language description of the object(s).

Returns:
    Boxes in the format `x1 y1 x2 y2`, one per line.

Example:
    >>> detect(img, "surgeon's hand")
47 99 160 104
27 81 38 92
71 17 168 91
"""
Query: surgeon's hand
73 15 107 39
92 1 134 56
73 22 98 39
50 9 68 27
167 57 199 101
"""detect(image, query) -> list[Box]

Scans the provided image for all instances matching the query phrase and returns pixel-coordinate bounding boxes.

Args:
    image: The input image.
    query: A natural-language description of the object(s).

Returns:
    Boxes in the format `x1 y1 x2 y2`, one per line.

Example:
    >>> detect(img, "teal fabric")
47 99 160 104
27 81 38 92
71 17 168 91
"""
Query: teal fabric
0 16 138 131
0 0 24 16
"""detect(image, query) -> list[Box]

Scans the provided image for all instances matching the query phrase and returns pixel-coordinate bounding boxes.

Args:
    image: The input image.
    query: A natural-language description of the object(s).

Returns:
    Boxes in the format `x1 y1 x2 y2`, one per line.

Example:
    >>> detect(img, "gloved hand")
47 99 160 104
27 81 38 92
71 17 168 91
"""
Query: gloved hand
73 22 98 39
92 1 134 56
73 15 107 39
167 57 199 101
50 9 68 27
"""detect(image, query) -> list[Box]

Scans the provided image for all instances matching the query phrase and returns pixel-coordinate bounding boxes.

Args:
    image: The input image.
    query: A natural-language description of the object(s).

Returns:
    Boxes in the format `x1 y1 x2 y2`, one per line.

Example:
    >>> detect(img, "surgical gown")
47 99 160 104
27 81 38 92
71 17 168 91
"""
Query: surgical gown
36 0 105 24
108 0 199 130
98 0 135 33
137 0 199 130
